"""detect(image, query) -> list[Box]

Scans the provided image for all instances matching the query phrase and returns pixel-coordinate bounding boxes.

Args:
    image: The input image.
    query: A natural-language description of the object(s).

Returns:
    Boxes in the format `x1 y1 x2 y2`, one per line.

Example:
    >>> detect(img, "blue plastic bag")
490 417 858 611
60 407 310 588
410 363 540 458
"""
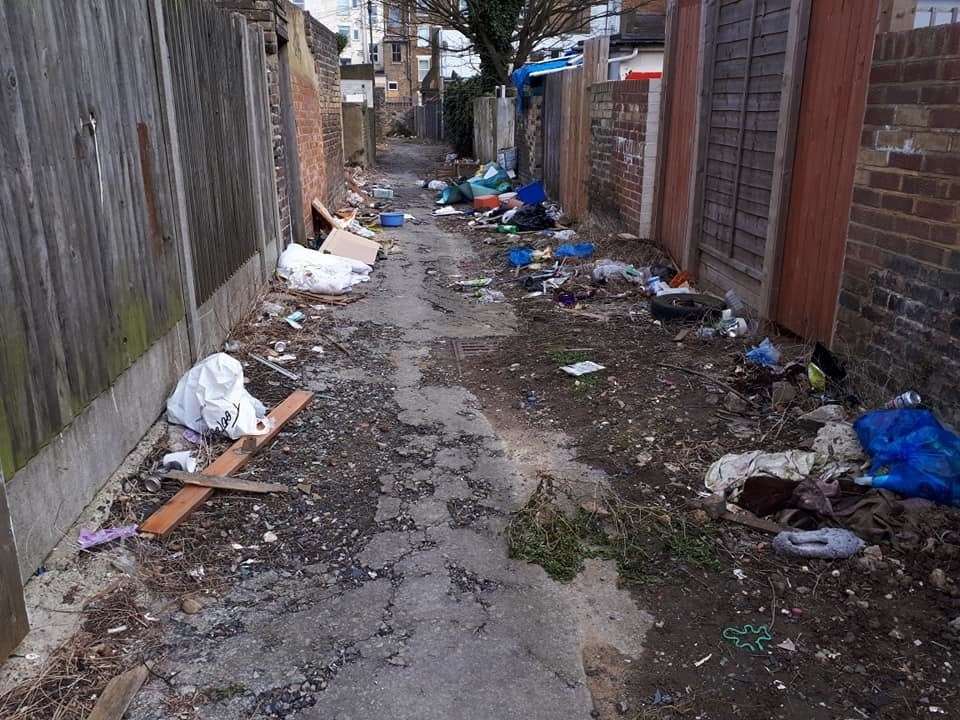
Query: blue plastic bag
746 338 781 367
854 409 960 506
507 247 534 267
555 243 595 259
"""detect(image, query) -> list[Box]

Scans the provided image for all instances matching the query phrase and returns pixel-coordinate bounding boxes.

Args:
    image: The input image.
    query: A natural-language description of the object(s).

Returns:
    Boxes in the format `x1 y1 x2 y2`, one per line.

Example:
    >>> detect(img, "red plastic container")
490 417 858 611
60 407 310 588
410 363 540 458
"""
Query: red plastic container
473 195 500 211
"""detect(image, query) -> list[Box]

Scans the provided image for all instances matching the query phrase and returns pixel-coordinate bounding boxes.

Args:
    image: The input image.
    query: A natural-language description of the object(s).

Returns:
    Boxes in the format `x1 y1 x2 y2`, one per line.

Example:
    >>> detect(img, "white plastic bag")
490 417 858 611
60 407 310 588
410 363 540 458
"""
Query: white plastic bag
166 354 267 440
277 243 372 295
428 180 446 191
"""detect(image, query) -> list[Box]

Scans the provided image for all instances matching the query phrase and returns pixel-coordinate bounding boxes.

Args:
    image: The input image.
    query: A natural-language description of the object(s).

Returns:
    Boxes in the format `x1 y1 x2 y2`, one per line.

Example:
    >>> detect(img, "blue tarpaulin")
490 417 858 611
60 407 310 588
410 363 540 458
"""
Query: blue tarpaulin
511 57 578 111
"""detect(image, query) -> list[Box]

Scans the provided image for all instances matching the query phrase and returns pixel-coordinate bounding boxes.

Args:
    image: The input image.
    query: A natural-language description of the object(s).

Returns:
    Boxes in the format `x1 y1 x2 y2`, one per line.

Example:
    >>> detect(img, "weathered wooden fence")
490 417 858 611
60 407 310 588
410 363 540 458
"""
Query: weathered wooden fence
0 0 281 633
540 36 610 220
416 99 443 141
473 95 516 164
653 0 875 342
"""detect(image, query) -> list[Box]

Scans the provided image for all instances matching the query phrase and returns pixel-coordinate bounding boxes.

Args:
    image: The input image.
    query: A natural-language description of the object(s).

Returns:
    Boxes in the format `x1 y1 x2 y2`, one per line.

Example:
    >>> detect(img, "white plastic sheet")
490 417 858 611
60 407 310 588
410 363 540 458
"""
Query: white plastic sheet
704 450 816 496
277 243 372 296
166 354 267 440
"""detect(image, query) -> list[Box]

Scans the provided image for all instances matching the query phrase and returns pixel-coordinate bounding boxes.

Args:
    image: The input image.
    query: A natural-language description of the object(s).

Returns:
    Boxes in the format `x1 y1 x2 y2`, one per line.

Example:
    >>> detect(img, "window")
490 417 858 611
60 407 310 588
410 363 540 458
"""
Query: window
352 0 359 6
371 44 380 63
388 6 401 27
337 0 349 12
391 42 402 63
417 25 430 47
353 29 360 40
388 81 399 91
418 57 430 82
338 25 350 39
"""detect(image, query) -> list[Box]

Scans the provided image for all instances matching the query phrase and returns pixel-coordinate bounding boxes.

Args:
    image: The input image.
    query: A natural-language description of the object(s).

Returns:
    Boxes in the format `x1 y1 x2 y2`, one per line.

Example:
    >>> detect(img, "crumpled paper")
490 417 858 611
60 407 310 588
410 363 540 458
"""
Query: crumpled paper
78 525 138 550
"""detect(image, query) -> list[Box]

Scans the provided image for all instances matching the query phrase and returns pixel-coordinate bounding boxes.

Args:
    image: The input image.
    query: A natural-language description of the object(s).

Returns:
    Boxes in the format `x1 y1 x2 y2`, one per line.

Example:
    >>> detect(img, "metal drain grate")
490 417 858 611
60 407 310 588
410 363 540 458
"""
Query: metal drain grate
450 338 498 362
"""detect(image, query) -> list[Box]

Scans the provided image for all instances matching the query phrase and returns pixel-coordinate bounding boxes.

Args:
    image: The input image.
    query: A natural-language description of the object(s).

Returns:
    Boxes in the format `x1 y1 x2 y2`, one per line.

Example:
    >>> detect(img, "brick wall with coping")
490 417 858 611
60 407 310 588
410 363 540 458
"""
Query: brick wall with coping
517 95 543 184
587 79 660 237
836 23 960 424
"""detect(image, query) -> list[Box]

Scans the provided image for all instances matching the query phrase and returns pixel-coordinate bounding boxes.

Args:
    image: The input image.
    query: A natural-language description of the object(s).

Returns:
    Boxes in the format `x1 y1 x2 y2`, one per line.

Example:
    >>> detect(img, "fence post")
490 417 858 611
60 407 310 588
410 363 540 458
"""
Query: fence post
239 19 270 282
0 469 29 663
147 0 201 361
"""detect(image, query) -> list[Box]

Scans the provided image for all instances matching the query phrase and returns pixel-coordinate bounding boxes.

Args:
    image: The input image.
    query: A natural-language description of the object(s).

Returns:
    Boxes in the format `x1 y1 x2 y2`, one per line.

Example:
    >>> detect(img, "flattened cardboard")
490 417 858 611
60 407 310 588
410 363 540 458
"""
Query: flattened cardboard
320 227 380 266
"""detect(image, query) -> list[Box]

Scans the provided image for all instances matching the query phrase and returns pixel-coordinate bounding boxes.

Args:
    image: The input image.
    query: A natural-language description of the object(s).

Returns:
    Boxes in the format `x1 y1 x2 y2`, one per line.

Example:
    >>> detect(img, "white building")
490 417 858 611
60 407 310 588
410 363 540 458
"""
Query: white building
305 0 383 66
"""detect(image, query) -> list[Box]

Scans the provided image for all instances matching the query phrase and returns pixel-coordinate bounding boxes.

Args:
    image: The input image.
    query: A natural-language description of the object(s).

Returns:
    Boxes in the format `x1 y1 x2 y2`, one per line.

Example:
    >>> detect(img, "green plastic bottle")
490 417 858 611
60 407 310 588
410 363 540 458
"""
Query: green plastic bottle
497 225 518 234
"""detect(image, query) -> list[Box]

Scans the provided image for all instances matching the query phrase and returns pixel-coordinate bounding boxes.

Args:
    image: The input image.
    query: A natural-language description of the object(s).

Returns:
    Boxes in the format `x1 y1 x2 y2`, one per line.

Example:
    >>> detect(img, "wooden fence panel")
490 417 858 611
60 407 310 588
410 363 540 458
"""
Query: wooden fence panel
0 0 183 477
655 0 703 264
543 74 564 200
247 26 282 264
163 0 260 304
0 468 28 662
692 0 791 308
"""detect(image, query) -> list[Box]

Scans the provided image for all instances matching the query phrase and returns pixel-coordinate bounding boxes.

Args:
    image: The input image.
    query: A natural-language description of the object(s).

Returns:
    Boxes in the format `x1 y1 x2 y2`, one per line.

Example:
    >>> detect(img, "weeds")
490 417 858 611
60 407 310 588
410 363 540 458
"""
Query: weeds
507 479 721 585
547 349 590 365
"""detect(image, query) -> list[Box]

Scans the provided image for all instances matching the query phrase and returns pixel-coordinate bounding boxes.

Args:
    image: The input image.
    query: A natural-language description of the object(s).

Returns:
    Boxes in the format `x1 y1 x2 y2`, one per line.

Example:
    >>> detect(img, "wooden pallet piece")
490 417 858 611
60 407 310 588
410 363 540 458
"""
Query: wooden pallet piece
140 389 313 538
87 664 149 720
164 470 287 494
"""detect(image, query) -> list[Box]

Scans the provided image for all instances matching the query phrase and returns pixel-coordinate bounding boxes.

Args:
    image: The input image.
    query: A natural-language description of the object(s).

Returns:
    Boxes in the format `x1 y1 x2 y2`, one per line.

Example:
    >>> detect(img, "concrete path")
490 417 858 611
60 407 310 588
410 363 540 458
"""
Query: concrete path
132 140 651 720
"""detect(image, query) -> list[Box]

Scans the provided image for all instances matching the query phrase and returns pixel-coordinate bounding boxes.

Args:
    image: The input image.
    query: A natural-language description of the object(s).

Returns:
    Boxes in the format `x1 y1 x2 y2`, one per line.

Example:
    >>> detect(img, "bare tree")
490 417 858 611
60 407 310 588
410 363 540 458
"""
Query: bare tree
379 0 656 87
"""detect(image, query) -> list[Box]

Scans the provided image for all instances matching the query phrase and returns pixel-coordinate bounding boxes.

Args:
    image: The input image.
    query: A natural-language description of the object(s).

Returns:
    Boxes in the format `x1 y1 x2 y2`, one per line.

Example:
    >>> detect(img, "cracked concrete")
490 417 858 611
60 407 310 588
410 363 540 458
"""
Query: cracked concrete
128 141 651 719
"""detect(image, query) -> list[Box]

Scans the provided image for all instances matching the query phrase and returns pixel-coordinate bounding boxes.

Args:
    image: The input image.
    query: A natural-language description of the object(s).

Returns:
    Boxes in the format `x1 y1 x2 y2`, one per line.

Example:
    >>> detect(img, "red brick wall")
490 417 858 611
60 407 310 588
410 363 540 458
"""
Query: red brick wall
588 80 659 237
836 23 960 423
306 16 345 213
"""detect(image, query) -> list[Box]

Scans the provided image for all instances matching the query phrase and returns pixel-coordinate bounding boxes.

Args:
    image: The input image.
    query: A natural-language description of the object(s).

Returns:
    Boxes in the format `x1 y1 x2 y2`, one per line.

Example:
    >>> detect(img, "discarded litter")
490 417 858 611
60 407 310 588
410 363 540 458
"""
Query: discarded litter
508 247 534 267
285 310 305 330
722 624 773 652
278 243 372 295
273 340 288 353
746 337 781 367
560 361 606 377
456 277 493 288
427 180 446 191
162 451 197 473
433 205 463 216
477 288 506 304
372 187 394 199
223 339 241 352
555 242 595 259
854 409 960 506
545 228 576 242
320 227 381 265
772 528 865 559
379 212 405 227
78 524 138 550
592 259 644 284
250 353 301 382
516 181 546 204
704 450 816 496
887 390 922 408
167 354 267 440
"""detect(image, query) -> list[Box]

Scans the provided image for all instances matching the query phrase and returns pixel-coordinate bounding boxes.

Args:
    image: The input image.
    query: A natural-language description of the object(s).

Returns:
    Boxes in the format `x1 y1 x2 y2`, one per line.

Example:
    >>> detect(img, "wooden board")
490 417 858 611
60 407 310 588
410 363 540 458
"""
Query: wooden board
140 390 313 537
165 470 288 494
771 0 876 342
0 469 28 662
87 664 149 720
319 227 380 266
311 199 344 233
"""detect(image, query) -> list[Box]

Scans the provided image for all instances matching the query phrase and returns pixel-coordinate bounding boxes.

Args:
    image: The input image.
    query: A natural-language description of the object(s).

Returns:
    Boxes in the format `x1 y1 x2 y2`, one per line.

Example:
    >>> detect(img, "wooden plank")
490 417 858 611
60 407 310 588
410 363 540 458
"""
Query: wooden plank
140 389 313 537
165 470 288 494
0 468 28 662
759 0 812 318
87 664 149 720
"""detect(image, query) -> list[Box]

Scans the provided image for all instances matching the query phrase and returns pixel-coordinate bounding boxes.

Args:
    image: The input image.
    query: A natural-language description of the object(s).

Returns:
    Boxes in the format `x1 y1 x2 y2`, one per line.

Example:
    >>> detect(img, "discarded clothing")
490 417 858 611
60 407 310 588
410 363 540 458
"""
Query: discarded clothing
812 421 865 468
167 354 267 440
772 528 864 559
854 409 960 506
705 450 816 497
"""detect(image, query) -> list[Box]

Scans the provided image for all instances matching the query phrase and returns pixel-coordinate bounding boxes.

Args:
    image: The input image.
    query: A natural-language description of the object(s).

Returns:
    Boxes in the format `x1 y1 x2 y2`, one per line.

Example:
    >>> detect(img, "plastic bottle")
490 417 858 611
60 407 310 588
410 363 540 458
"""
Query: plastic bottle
725 289 747 316
497 224 518 234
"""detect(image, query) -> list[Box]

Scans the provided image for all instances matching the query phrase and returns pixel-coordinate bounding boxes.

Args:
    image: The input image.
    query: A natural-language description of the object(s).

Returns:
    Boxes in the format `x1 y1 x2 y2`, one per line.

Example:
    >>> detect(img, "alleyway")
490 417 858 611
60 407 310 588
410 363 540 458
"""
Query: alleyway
122 140 652 720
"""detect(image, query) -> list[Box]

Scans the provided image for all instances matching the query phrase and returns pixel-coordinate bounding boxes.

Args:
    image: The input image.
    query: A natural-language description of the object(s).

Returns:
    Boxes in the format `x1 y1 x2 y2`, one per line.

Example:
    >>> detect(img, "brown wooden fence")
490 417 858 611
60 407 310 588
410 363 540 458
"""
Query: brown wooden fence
541 36 610 220
654 0 876 342
654 0 703 264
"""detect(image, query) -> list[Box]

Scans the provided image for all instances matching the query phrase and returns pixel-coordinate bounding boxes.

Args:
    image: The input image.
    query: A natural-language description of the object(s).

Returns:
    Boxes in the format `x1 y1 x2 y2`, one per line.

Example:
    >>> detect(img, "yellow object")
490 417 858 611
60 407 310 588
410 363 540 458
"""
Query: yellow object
808 363 826 392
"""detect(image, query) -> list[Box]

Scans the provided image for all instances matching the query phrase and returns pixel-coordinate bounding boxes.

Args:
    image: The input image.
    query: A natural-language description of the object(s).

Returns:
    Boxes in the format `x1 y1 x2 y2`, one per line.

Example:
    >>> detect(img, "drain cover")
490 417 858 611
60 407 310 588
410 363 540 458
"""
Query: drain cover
450 338 498 361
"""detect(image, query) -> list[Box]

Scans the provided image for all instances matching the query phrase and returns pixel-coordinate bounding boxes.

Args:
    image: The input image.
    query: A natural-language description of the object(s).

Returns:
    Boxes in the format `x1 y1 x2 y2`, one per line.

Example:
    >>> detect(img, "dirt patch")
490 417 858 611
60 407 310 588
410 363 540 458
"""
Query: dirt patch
429 219 960 719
